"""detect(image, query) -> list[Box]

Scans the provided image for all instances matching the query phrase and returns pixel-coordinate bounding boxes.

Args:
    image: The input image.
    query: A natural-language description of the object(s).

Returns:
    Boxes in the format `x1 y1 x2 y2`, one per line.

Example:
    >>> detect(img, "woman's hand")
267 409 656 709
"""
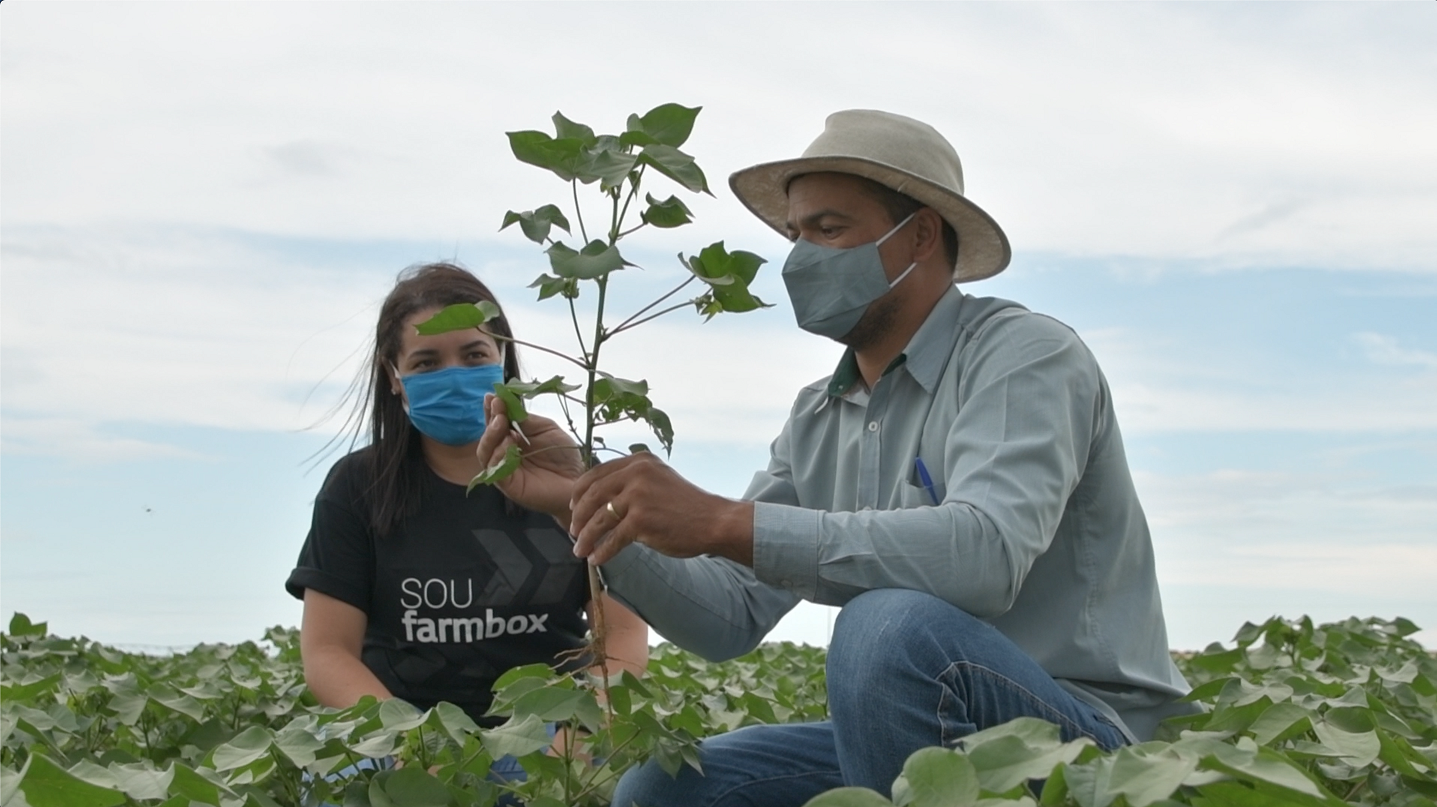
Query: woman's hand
477 394 584 525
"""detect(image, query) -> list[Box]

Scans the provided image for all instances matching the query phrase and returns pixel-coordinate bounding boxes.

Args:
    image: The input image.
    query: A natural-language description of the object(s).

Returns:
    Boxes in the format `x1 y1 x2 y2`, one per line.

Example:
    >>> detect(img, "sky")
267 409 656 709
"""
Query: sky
2 2 1434 654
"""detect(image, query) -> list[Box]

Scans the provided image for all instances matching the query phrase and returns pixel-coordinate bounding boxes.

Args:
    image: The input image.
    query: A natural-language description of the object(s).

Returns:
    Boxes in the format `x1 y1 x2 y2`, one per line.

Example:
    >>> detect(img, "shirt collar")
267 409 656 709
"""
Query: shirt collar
824 284 966 399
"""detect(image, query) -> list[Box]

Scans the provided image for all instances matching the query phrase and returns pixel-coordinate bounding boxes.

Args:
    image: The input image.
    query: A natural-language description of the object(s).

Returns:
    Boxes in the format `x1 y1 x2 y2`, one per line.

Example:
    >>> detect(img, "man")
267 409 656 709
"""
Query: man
487 110 1193 806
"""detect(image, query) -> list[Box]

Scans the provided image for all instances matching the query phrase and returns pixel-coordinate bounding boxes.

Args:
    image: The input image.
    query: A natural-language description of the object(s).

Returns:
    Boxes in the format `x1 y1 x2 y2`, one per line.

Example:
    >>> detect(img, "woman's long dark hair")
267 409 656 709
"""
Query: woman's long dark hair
358 262 521 538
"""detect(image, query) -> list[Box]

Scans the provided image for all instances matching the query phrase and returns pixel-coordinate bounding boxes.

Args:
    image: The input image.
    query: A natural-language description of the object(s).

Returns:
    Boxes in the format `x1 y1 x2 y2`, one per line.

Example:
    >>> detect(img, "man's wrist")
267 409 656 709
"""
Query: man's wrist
709 498 755 567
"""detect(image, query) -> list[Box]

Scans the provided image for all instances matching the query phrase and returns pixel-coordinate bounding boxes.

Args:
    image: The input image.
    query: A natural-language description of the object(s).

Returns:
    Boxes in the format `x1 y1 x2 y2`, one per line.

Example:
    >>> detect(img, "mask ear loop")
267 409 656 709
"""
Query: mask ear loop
876 211 920 288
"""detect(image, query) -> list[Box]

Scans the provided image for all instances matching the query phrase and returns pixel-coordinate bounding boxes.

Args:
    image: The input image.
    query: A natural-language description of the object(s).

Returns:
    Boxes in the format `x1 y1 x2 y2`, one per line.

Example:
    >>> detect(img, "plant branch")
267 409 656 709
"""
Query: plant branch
567 297 588 361
612 275 697 334
615 222 649 240
572 180 589 244
608 299 699 337
614 164 647 241
490 334 587 370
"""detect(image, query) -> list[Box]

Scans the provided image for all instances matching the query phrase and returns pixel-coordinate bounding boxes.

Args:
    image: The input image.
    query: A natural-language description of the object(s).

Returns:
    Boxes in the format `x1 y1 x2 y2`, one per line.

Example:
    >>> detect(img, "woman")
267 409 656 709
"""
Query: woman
286 262 647 729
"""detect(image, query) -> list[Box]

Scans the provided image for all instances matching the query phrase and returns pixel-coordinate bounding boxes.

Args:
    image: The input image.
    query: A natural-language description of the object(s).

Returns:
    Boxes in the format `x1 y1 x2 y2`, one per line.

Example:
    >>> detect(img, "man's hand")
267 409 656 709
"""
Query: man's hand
568 452 754 567
476 395 584 524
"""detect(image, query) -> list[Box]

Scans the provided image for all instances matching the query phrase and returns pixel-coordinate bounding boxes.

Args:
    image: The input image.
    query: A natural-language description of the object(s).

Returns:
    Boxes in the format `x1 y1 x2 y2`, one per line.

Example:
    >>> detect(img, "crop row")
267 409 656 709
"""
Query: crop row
3 613 1434 806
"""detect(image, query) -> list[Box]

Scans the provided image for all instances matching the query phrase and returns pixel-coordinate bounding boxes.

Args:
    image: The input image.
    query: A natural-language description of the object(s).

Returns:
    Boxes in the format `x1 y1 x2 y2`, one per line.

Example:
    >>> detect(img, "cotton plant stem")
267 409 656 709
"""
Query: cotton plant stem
582 274 613 715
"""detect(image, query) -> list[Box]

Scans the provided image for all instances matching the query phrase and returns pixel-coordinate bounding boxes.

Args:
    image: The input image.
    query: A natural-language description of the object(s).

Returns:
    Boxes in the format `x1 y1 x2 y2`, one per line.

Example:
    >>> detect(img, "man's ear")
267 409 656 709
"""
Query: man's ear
912 208 944 264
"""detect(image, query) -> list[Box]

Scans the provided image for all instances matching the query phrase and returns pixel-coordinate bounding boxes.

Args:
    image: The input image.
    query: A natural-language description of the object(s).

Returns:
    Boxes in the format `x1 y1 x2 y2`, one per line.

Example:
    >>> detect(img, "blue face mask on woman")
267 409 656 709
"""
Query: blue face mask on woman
398 363 505 446
781 211 919 340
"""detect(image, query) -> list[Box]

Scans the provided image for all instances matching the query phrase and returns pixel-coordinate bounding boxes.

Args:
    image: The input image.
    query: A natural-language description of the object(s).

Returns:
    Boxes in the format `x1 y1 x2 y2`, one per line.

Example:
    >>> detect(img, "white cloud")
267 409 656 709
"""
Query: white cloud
1139 466 1437 601
1354 332 1437 370
3 3 1434 271
1080 328 1437 434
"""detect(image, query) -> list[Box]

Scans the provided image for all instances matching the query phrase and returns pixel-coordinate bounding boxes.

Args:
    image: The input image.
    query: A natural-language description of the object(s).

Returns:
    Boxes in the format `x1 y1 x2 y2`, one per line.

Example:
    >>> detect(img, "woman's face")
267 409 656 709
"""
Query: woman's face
387 306 503 396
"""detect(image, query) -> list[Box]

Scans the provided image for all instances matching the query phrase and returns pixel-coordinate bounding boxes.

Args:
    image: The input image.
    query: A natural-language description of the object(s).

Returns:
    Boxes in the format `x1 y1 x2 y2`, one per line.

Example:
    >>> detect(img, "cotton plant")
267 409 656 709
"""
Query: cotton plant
414 103 769 698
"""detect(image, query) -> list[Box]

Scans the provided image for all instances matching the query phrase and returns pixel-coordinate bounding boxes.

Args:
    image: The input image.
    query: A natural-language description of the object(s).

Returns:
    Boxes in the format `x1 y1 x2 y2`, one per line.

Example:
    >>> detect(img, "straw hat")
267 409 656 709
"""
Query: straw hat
729 110 1011 282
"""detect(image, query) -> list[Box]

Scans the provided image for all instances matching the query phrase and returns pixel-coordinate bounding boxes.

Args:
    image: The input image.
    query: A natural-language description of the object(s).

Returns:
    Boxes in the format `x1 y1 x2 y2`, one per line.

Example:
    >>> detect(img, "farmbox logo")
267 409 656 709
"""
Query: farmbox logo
398 576 548 643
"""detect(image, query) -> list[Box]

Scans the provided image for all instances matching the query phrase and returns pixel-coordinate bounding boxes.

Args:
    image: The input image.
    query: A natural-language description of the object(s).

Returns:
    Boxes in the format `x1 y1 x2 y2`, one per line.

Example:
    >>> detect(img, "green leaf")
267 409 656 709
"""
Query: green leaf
550 111 595 145
147 683 205 721
492 384 528 424
1312 720 1380 768
800 787 896 807
13 755 126 807
640 194 694 229
529 272 579 301
165 762 230 804
413 301 502 336
1248 702 1312 746
509 686 589 722
1105 745 1199 807
504 375 582 398
891 747 980 807
959 718 1094 794
98 762 172 801
507 131 588 182
1 673 61 703
468 444 522 490
8 613 47 637
638 144 710 195
684 241 770 317
479 714 552 760
210 726 275 772
580 148 640 192
501 205 571 244
545 240 629 280
273 720 327 767
379 767 449 807
646 407 675 456
492 663 556 691
624 103 701 149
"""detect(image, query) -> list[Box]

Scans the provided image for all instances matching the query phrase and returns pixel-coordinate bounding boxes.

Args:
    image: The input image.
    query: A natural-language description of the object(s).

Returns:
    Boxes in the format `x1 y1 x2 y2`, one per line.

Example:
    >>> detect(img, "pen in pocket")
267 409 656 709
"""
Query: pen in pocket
914 457 940 505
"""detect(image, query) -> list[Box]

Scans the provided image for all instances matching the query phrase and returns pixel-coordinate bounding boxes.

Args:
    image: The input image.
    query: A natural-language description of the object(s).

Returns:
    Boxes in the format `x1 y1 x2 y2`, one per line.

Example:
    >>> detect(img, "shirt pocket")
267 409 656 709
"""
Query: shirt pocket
897 479 945 508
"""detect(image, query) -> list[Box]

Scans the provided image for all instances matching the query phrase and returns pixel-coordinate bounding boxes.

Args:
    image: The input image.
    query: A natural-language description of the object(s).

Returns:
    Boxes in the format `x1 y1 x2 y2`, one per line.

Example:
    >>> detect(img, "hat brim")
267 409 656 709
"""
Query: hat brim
729 156 1011 283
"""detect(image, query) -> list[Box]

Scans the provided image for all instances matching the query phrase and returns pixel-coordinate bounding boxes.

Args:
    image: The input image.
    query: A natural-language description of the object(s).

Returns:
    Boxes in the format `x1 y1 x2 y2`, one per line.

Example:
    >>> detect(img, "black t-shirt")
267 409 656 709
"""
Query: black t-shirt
286 449 590 726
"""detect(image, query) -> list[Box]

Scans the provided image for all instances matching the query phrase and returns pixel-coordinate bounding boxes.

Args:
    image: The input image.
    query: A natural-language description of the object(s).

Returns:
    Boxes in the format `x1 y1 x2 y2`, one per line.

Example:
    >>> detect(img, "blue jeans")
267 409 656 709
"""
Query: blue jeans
612 589 1127 807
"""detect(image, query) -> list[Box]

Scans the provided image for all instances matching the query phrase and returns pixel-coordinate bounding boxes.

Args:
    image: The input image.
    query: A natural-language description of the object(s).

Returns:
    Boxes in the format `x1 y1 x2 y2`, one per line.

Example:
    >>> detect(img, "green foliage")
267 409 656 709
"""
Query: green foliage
802 615 1437 807
7 615 1431 807
415 103 770 475
2 616 826 807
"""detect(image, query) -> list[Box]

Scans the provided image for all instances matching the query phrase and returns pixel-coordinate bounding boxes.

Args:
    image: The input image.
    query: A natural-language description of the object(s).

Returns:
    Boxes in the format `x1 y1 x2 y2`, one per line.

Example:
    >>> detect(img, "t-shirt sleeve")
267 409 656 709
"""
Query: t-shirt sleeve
284 457 374 612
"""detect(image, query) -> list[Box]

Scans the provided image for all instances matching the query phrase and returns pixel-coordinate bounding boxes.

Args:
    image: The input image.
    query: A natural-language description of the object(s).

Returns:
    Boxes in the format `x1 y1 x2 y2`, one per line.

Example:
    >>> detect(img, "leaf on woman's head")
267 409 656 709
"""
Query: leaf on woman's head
414 301 501 335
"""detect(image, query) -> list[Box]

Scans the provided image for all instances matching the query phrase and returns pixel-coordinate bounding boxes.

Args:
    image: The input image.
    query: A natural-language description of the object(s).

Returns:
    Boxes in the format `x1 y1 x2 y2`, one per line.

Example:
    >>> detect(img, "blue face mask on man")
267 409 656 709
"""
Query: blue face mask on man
397 362 505 446
781 211 919 340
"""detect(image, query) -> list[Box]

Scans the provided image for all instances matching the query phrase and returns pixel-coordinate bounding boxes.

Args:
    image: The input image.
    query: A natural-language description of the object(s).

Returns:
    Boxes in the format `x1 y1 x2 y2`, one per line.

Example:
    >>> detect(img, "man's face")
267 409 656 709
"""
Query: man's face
784 172 914 348
784 172 910 283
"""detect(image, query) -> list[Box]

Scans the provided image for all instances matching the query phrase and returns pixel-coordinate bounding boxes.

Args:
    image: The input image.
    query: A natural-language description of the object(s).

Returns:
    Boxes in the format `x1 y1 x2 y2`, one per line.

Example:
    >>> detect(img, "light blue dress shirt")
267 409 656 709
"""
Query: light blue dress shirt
603 284 1193 741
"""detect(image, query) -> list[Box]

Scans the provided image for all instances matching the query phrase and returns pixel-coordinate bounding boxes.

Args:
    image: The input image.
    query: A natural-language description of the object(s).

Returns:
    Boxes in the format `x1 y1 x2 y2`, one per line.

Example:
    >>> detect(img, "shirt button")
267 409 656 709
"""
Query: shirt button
867 421 878 432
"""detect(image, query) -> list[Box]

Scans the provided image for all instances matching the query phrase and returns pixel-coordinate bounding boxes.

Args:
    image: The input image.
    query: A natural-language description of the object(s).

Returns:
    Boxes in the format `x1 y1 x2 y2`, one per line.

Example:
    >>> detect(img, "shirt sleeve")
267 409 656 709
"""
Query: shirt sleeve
599 424 803 662
284 457 375 612
752 312 1102 618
